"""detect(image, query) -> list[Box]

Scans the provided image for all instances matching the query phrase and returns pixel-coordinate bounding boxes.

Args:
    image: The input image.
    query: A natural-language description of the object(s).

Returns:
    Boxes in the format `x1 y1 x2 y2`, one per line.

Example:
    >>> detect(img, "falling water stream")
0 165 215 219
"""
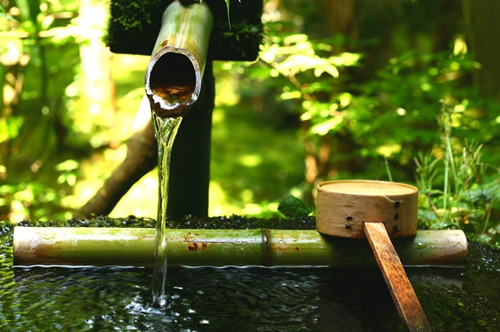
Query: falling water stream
147 72 197 306
150 114 182 307
144 1 207 306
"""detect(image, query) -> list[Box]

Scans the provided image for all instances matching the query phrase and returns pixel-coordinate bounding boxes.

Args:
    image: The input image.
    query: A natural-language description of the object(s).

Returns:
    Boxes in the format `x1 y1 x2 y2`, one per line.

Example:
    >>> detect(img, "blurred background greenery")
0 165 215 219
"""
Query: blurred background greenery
1 0 499 246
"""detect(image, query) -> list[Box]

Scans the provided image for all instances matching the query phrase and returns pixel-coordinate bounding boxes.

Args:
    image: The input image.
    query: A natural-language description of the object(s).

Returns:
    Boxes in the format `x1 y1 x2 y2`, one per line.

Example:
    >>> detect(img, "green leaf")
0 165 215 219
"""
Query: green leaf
0 117 24 143
278 195 311 218
462 182 500 202
310 116 343 136
55 159 79 172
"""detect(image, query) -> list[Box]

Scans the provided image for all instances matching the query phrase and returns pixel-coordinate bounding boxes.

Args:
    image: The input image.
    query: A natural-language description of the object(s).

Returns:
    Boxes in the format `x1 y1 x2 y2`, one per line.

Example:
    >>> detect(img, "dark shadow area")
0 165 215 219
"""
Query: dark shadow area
150 53 196 105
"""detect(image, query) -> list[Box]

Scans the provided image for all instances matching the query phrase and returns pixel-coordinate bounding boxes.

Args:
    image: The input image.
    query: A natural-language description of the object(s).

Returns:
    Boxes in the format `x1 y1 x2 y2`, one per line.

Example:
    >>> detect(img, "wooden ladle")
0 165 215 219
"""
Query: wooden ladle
316 180 432 332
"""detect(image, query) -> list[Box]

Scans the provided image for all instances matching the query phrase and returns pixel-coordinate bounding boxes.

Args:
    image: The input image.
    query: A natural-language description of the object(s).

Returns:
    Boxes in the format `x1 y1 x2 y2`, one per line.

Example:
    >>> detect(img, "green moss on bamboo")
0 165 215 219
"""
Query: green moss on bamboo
107 0 263 60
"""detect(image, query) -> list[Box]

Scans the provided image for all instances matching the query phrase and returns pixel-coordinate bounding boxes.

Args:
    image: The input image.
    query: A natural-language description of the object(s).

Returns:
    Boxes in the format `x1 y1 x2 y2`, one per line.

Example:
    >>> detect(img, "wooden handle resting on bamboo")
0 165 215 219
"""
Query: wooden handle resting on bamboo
13 227 467 268
315 180 435 331
365 222 432 332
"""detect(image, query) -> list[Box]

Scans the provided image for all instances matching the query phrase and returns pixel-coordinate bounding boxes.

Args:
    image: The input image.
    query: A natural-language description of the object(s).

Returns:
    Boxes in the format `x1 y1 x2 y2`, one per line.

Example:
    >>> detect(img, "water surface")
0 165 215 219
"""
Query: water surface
1 219 499 331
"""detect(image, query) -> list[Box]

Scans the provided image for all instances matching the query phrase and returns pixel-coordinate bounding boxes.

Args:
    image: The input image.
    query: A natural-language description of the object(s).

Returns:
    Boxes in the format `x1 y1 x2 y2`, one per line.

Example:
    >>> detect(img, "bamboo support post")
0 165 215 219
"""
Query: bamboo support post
13 227 467 268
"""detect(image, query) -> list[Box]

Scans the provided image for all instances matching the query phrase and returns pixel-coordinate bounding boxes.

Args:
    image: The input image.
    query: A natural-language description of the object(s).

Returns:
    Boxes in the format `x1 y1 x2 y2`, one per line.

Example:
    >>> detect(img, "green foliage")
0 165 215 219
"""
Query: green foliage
349 51 493 162
242 23 499 184
1 0 499 249
241 22 497 165
209 77 305 217
0 0 83 221
416 102 500 247
255 29 361 137
278 195 311 218
0 182 71 221
236 20 500 243
0 117 23 144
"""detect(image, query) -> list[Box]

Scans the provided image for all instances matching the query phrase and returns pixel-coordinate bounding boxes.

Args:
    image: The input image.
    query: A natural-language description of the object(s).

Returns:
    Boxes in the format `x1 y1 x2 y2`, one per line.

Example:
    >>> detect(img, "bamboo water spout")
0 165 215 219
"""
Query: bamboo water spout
144 1 214 305
145 1 213 118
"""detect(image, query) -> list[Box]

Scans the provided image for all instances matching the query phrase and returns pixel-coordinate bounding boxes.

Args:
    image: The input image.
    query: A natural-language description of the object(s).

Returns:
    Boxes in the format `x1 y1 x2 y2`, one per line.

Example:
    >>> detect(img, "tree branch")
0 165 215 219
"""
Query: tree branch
76 118 157 218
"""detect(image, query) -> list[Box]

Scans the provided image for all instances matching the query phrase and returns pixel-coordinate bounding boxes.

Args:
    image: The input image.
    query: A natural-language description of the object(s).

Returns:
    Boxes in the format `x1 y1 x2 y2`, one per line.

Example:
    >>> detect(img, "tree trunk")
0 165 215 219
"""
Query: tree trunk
76 114 158 218
296 0 365 183
462 0 500 101
302 0 363 40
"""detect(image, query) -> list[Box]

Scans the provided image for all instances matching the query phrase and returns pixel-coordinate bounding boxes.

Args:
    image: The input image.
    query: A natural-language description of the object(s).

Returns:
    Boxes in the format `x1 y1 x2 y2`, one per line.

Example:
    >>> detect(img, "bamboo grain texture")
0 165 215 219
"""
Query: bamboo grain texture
13 227 466 268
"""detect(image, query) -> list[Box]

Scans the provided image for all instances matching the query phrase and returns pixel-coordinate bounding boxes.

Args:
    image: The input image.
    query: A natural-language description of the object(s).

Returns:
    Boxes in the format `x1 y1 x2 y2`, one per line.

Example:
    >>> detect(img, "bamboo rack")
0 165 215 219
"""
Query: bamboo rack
13 227 467 268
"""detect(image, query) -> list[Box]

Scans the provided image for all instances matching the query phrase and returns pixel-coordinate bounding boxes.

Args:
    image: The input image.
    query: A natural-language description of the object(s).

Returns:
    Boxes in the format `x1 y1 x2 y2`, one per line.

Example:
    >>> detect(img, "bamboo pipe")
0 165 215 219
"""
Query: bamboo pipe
145 1 213 118
13 227 467 268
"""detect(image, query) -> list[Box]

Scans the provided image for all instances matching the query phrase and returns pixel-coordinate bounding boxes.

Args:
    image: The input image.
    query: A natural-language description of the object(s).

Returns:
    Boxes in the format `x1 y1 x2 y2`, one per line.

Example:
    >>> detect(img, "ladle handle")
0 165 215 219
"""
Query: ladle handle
364 222 432 332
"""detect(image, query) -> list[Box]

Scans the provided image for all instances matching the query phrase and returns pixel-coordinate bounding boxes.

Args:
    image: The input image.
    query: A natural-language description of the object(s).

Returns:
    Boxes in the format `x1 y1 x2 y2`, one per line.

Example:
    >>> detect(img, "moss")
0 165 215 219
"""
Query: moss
1 215 315 230
9 215 156 228
465 241 500 272
107 0 263 60
107 0 165 55
411 242 500 331
166 214 316 230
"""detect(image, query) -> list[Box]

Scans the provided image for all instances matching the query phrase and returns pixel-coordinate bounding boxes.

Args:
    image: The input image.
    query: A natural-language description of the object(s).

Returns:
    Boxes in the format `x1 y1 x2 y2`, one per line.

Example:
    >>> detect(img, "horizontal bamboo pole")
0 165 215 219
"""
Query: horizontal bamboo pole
13 227 467 268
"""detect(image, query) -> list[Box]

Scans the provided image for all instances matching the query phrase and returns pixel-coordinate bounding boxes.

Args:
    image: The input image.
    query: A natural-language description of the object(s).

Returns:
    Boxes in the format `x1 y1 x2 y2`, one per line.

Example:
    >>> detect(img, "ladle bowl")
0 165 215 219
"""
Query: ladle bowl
316 180 432 332
316 179 418 238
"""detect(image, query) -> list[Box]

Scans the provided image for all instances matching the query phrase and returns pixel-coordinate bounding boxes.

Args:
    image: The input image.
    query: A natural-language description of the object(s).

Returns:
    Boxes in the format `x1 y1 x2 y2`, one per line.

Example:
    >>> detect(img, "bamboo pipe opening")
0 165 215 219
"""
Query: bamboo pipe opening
146 50 200 118
144 1 213 118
